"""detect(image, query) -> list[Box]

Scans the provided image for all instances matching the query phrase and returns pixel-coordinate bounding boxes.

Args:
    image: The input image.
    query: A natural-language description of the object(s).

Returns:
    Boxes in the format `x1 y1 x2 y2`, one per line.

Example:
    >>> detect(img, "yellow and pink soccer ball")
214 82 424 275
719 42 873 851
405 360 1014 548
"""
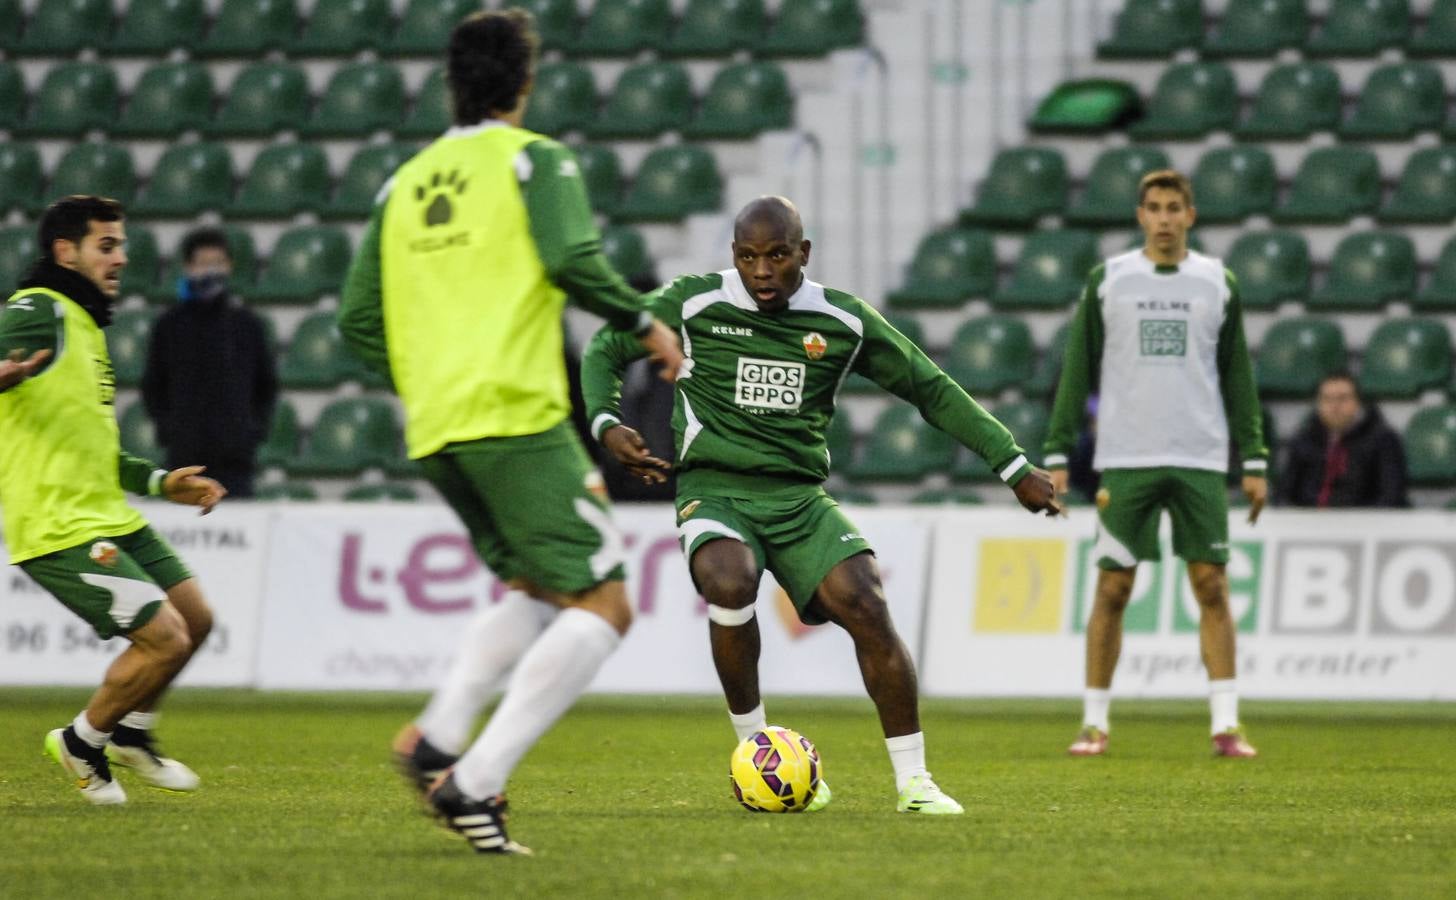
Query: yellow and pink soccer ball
729 726 822 813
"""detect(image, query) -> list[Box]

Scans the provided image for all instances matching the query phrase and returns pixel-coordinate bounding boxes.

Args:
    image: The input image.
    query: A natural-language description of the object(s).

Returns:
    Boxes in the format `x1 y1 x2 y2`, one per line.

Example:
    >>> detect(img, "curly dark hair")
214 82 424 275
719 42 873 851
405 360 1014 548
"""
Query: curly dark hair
448 9 539 126
38 195 124 261
180 226 231 265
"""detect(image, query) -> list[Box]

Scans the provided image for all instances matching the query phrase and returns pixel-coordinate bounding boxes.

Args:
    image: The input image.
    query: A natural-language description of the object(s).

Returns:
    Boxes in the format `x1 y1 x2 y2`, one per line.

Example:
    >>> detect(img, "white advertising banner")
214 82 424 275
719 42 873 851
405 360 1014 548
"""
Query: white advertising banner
921 509 1456 700
254 503 929 695
0 503 270 686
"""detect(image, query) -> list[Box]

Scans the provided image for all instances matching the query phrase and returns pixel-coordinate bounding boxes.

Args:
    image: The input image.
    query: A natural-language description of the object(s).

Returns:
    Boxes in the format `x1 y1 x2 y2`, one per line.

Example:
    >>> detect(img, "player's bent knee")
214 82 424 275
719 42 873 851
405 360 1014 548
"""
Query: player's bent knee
696 569 758 610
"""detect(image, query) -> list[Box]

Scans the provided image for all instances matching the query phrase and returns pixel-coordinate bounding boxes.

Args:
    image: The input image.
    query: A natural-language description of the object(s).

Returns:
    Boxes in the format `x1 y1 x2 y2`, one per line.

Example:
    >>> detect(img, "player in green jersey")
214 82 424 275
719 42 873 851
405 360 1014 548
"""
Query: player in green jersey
338 10 682 854
1044 170 1267 759
583 196 1061 814
0 196 227 805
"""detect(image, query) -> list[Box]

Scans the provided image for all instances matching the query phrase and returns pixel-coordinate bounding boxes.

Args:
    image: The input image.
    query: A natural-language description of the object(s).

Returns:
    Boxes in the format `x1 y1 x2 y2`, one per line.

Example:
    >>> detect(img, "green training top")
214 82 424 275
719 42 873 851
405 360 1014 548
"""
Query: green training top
0 289 163 563
339 121 650 458
581 270 1031 497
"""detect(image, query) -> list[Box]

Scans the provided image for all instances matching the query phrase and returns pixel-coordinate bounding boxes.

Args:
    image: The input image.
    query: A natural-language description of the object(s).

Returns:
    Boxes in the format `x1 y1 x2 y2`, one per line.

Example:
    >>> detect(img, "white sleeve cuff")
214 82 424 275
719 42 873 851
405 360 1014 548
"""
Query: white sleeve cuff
1043 453 1068 468
148 469 168 496
998 454 1031 484
1243 459 1268 473
592 413 622 443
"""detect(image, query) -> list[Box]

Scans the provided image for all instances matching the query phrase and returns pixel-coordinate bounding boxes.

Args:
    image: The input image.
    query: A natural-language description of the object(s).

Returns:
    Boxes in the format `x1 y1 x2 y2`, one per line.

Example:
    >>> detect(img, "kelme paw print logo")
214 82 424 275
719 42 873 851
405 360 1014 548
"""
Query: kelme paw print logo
416 170 468 227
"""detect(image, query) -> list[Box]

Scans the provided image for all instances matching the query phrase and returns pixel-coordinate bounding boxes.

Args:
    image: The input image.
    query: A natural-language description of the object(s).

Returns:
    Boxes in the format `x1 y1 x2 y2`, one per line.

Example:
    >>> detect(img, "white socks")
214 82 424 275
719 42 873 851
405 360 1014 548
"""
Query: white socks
119 711 157 731
1083 688 1111 732
417 591 556 755
728 703 767 742
72 711 111 749
885 732 927 792
453 607 622 801
1210 679 1239 734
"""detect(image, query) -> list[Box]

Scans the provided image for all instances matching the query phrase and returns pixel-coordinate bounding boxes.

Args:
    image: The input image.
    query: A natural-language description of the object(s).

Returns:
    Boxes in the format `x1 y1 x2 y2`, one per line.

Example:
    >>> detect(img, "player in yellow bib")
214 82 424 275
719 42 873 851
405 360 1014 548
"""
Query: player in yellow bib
0 196 227 805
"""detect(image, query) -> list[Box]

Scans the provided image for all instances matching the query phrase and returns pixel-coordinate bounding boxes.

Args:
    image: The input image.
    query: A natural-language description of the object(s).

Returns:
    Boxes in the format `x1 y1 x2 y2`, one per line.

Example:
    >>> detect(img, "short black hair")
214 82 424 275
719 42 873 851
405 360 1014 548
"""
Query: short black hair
38 195 124 261
180 227 231 265
447 9 539 126
1318 370 1362 400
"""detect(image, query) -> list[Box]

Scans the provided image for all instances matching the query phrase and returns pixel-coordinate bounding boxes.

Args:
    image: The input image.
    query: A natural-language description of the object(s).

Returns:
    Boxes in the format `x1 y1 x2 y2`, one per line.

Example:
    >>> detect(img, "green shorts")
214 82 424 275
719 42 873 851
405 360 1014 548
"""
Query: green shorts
1094 467 1229 569
19 525 191 640
419 421 626 595
676 484 873 625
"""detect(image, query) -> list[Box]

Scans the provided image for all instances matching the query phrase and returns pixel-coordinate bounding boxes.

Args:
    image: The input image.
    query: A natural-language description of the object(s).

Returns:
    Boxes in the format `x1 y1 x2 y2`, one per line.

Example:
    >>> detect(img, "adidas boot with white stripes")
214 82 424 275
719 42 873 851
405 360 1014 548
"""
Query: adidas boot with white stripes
427 772 531 856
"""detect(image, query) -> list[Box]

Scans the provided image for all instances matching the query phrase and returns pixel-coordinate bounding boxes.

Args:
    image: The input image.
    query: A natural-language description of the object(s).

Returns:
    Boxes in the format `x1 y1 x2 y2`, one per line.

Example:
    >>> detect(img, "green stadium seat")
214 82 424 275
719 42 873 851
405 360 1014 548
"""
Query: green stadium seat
292 0 392 54
586 63 693 139
195 0 299 57
0 0 18 51
847 405 953 483
1255 317 1347 398
504 0 578 52
909 488 983 505
1191 147 1276 224
1129 62 1238 139
573 0 672 56
1225 230 1310 310
1305 0 1410 57
1064 147 1170 227
208 63 310 137
1403 405 1456 484
304 63 407 137
1098 0 1202 58
0 144 43 216
993 229 1098 309
257 400 301 468
942 315 1034 395
118 403 163 463
133 143 234 219
344 483 419 502
109 0 205 54
761 0 864 57
327 144 416 220
600 225 655 286
1340 63 1445 140
571 144 624 218
1408 0 1456 56
886 228 996 309
1360 319 1452 399
1025 323 1070 399
17 63 119 137
1203 0 1307 57
1236 63 1341 140
825 411 854 468
106 309 156 388
1273 147 1380 225
117 225 161 302
115 63 214 138
18 0 112 54
254 481 318 501
1309 232 1416 310
954 401 1048 481
663 0 765 57
399 66 450 139
48 143 137 208
521 63 598 137
388 0 481 56
293 397 402 476
959 148 1067 229
1416 237 1456 311
221 226 260 298
0 227 36 295
280 311 350 388
1380 147 1456 224
683 63 794 139
253 226 351 304
0 64 24 132
230 144 331 219
616 147 723 223
1029 79 1141 134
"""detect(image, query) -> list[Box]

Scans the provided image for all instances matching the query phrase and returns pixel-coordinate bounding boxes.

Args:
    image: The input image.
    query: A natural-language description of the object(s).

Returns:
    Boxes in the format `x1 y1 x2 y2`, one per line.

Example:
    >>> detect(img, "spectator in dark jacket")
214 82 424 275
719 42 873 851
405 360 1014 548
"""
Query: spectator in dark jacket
1277 372 1409 508
141 228 278 498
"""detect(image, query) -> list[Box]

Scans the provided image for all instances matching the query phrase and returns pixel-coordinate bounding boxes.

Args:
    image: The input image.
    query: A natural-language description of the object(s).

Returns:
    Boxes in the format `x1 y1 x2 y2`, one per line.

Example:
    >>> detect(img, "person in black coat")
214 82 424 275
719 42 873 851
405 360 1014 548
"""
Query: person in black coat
141 228 278 498
1276 371 1409 508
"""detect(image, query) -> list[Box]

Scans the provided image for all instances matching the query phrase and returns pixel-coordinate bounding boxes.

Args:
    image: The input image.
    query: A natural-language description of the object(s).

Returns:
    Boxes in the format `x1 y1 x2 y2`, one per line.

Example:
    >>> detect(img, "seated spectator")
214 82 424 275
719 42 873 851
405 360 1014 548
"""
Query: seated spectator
1276 372 1409 508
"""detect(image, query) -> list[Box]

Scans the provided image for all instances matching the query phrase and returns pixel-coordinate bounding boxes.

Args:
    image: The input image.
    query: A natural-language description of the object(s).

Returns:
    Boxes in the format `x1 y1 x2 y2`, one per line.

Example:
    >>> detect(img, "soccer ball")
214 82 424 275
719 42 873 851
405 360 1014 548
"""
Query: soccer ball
729 726 821 812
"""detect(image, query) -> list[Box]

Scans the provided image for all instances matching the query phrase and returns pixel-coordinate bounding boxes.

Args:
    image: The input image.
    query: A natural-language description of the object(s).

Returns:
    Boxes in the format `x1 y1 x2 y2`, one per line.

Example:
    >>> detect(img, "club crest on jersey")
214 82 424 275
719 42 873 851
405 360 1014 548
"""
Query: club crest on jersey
802 332 827 360
89 541 120 568
678 500 702 521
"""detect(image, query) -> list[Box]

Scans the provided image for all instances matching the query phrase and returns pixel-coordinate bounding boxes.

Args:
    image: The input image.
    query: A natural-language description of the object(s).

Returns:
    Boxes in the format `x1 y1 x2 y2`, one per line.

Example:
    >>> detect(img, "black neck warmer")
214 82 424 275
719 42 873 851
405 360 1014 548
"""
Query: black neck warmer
18 258 116 327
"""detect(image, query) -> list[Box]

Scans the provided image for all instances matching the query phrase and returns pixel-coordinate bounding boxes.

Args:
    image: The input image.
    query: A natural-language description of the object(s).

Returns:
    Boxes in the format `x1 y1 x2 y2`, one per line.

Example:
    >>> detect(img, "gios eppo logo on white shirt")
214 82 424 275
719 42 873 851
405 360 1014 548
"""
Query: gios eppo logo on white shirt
735 357 805 411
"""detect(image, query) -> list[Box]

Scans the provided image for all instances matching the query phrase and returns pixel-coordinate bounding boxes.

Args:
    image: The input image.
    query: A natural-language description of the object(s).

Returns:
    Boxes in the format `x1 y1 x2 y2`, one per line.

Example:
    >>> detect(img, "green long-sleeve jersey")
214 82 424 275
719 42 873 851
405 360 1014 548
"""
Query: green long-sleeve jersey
582 270 1032 496
1043 250 1267 476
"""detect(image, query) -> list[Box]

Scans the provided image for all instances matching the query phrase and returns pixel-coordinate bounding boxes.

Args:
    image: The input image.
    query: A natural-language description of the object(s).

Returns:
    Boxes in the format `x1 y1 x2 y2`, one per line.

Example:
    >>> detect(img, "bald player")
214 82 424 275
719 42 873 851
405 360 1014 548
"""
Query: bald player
582 197 1061 814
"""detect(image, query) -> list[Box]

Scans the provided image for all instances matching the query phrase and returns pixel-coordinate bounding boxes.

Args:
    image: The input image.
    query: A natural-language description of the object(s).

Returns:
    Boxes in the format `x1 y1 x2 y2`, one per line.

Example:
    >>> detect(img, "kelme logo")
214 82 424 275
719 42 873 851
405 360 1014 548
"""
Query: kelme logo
802 332 827 360
416 170 468 227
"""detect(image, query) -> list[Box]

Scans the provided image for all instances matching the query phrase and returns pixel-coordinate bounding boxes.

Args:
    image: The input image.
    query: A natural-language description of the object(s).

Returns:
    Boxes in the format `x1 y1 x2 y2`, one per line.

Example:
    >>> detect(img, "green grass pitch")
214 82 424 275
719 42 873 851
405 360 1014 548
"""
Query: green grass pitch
2 690 1453 898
